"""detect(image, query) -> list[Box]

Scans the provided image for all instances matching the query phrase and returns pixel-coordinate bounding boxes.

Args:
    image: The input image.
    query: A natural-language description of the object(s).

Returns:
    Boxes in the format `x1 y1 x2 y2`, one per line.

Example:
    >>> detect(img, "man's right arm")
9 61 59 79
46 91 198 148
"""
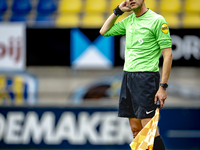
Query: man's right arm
99 14 119 36
99 1 131 36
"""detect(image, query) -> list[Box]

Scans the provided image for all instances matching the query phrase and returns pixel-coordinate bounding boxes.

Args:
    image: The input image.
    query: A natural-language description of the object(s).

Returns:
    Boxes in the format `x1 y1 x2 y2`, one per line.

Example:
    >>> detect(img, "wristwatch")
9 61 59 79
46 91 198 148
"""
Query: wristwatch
160 83 168 89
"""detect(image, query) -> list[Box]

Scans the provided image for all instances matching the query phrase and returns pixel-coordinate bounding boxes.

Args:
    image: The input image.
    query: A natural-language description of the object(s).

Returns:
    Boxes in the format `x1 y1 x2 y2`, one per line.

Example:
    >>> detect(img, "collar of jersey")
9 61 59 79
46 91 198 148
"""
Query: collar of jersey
136 8 150 18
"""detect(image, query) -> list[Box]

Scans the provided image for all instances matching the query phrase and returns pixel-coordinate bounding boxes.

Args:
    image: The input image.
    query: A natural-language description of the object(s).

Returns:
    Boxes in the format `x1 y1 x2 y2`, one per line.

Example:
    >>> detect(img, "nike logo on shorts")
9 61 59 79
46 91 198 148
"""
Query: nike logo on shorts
146 110 154 114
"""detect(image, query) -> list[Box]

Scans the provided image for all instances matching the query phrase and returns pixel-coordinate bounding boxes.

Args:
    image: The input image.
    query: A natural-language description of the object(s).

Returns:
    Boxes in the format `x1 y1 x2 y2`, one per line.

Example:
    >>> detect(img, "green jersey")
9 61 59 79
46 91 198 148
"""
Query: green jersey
104 9 171 72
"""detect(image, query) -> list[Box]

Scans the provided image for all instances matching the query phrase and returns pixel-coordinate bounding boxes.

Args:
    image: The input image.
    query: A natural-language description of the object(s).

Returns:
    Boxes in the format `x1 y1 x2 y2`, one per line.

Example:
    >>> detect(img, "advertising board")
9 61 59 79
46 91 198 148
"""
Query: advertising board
0 72 38 105
0 107 200 149
26 28 200 67
0 23 26 70
0 107 132 149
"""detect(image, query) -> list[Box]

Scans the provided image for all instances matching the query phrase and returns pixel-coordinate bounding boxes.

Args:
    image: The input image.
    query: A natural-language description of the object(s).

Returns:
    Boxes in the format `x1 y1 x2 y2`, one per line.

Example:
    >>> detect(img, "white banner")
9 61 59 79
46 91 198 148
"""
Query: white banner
0 23 26 70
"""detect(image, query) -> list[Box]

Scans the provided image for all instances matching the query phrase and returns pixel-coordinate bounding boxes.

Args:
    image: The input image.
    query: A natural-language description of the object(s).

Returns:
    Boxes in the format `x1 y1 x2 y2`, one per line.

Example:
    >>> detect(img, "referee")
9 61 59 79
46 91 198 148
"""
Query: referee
100 0 173 150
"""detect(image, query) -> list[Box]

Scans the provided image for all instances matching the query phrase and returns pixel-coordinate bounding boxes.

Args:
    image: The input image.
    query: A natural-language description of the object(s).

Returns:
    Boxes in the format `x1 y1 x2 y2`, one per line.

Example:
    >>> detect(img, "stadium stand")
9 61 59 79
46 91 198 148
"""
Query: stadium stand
85 0 107 13
183 0 200 28
37 0 57 14
160 0 181 13
35 14 55 26
145 0 156 12
184 0 200 14
182 13 200 28
0 0 7 15
58 0 82 13
56 13 80 27
110 0 124 11
56 0 81 27
0 0 199 28
10 14 28 22
81 13 105 28
12 0 32 14
161 13 181 28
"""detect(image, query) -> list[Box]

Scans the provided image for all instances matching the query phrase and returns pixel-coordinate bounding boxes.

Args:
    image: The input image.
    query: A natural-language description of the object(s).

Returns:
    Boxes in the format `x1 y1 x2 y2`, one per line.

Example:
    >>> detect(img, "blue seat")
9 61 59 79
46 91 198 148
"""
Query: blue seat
12 0 31 14
35 14 54 26
10 14 28 22
37 0 56 14
0 0 7 14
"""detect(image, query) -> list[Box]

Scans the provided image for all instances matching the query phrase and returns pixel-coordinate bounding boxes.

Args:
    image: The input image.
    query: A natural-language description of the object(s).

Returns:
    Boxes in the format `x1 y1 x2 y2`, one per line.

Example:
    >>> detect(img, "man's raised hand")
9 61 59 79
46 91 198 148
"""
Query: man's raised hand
119 1 131 12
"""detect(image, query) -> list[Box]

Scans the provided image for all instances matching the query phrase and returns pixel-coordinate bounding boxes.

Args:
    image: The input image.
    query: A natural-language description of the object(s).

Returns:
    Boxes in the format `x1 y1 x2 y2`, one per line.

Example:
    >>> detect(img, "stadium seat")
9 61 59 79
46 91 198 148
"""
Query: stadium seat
0 0 7 15
10 14 28 22
145 0 156 12
184 0 200 13
110 0 124 11
182 13 200 28
12 0 31 14
58 0 82 12
56 13 79 27
82 13 105 28
160 0 181 13
161 13 180 28
35 14 55 26
37 0 57 14
85 0 107 13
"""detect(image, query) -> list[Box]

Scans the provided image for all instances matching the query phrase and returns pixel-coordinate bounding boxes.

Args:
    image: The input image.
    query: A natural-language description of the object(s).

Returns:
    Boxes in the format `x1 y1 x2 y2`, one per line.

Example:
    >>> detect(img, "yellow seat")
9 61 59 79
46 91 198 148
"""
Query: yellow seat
185 0 200 13
160 0 181 13
56 13 80 27
58 0 82 12
81 13 105 28
85 0 107 12
182 13 200 28
110 0 124 11
145 0 157 12
161 13 181 28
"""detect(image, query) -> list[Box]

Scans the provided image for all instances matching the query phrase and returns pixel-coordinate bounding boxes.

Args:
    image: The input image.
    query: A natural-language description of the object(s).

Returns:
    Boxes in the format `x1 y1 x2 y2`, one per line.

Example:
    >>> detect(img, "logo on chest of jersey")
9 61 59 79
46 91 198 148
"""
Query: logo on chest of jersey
138 38 143 44
161 23 169 34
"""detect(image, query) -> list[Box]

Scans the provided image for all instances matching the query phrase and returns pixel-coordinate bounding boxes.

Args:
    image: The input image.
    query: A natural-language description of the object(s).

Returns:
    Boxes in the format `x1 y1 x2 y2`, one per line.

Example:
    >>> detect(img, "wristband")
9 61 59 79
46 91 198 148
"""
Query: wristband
113 5 124 16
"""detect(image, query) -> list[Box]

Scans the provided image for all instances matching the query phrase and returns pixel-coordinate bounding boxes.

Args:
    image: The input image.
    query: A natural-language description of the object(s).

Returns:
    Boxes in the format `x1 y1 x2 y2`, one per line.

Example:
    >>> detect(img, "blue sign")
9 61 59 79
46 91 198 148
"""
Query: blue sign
70 29 114 69
0 107 132 149
0 107 200 149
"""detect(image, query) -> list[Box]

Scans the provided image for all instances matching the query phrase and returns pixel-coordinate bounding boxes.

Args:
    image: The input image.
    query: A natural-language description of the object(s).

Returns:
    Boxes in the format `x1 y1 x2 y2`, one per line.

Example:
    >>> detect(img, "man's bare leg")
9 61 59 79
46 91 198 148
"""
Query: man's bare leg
129 118 143 137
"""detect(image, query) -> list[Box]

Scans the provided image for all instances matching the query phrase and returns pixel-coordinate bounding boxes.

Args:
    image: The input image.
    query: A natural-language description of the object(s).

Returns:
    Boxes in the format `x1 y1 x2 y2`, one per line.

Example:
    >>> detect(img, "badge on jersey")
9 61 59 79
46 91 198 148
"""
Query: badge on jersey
138 38 143 44
161 23 169 34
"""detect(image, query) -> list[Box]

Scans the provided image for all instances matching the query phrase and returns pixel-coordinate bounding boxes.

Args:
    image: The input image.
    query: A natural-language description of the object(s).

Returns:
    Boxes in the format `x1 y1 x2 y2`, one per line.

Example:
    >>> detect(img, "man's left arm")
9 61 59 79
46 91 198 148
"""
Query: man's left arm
154 47 173 108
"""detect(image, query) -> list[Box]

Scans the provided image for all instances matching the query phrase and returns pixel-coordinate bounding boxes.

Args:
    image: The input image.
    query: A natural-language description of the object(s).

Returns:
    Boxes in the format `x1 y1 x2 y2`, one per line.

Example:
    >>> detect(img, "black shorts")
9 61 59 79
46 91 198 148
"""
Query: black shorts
118 71 160 119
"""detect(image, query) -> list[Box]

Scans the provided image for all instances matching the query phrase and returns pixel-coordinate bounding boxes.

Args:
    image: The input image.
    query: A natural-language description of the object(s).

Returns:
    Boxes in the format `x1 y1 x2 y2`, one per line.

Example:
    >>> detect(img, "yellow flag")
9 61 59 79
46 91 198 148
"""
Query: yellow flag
130 108 160 150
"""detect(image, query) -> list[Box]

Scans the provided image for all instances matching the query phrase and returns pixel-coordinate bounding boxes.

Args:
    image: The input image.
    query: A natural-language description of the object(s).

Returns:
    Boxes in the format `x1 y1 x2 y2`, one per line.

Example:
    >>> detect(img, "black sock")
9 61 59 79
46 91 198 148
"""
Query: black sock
153 136 166 150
